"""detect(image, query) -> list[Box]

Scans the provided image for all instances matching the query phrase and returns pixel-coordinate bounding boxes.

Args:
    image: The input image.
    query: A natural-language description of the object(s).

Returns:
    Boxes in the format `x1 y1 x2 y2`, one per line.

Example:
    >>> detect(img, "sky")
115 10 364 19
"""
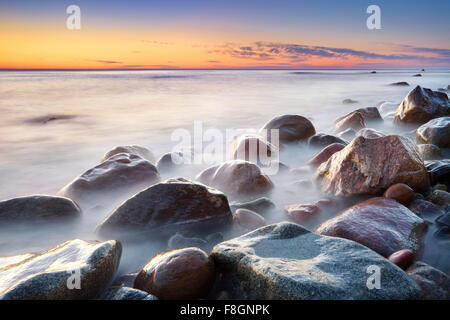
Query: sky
1 0 449 69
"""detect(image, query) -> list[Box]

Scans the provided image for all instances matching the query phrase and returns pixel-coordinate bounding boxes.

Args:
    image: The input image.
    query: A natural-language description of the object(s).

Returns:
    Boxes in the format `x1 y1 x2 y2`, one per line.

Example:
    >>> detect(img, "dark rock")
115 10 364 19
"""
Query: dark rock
97 178 233 239
408 199 444 222
134 247 215 300
308 133 347 149
390 82 410 86
315 197 426 257
0 195 81 223
102 145 156 163
316 135 430 196
307 143 346 168
407 261 450 299
383 183 415 206
342 99 358 104
428 190 450 207
230 197 275 214
212 222 420 299
334 111 365 132
388 249 415 270
259 114 316 145
99 286 158 300
394 86 450 125
436 213 450 227
413 74 422 77
0 239 121 300
416 117 450 148
426 160 450 187
25 114 77 125
156 152 189 174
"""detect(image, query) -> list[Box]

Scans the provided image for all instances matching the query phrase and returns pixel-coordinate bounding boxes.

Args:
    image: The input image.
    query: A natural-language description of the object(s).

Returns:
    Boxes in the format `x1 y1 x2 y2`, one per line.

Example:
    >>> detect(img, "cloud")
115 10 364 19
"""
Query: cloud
394 44 450 58
141 40 172 45
89 59 123 64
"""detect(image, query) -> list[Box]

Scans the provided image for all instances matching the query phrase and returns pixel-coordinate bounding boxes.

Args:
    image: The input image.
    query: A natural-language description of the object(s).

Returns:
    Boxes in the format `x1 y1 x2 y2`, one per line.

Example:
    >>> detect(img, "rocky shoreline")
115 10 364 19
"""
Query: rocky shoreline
0 84 449 300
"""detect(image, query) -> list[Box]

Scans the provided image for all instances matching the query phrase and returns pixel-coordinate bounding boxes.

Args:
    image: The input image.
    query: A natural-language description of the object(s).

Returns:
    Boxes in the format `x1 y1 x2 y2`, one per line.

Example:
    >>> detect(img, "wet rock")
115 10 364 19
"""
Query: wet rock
436 213 450 227
416 117 450 148
394 86 450 125
134 247 215 300
231 134 277 164
379 102 399 115
212 222 420 299
284 203 320 224
99 286 158 300
259 114 316 145
334 111 365 132
195 160 273 200
408 199 444 222
230 197 275 214
0 239 121 300
354 107 384 123
316 135 430 197
234 209 266 230
356 128 386 139
315 197 426 257
97 178 233 239
336 128 356 141
168 233 208 250
428 190 450 207
0 195 81 223
388 249 415 270
383 183 415 206
413 74 422 77
426 160 450 187
59 153 160 208
417 144 442 160
390 82 409 86
307 133 347 149
342 98 358 104
307 143 346 168
102 145 156 163
156 151 189 174
407 261 450 300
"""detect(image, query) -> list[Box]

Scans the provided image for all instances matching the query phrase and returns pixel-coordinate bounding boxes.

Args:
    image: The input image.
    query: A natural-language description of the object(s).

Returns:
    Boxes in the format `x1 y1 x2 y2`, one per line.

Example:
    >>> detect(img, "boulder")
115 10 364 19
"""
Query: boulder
195 160 273 200
354 107 384 123
315 197 426 257
407 261 450 300
428 189 450 207
316 135 430 197
356 128 386 139
234 209 266 230
134 247 215 300
388 249 415 270
334 111 365 132
417 144 442 160
58 153 160 208
416 117 450 148
0 195 81 223
284 203 320 224
413 74 422 77
231 134 277 165
307 143 346 168
342 98 358 104
394 86 450 124
259 114 316 145
97 178 233 239
383 183 415 206
156 151 189 174
426 160 450 187
307 133 347 149
390 82 409 86
212 222 420 299
336 128 356 141
0 239 121 300
102 145 156 163
99 286 158 300
230 197 275 214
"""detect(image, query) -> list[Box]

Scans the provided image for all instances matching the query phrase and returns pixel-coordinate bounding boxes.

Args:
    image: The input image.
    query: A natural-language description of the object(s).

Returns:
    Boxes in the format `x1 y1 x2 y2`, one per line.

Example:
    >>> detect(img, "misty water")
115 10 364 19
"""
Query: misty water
0 69 449 276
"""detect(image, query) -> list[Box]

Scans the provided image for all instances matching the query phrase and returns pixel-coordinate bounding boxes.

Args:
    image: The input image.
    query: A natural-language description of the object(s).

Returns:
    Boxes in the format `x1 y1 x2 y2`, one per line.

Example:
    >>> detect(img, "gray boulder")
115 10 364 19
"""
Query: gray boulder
416 117 450 148
407 261 450 300
0 239 121 300
212 222 420 299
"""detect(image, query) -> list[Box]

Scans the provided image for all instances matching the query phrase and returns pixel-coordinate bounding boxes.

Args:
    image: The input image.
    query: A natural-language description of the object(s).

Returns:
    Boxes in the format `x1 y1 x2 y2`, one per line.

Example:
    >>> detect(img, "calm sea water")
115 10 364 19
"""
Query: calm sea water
0 70 449 274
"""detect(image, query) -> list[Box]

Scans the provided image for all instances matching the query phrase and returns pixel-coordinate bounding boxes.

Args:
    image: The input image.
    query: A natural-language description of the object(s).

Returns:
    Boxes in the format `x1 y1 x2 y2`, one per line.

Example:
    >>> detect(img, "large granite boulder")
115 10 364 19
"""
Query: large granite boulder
316 135 430 196
0 239 121 300
58 153 160 208
195 160 273 200
0 195 81 223
259 114 316 145
97 178 233 239
416 117 450 148
101 145 156 164
394 86 450 125
315 197 426 257
212 222 420 299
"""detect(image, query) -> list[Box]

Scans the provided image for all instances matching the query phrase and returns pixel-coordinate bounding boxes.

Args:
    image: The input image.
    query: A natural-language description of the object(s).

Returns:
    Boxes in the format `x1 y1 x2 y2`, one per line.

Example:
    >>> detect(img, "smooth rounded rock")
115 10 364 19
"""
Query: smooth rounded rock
284 204 320 224
388 249 415 270
102 145 156 163
259 114 316 145
234 208 266 230
307 133 347 149
231 134 277 165
383 183 415 206
334 111 365 132
416 117 450 148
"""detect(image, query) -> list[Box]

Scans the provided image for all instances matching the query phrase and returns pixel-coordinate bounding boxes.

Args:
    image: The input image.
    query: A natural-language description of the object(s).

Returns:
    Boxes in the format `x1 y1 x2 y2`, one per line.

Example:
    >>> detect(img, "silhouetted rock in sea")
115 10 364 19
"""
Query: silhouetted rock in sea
97 178 233 239
316 135 430 196
390 82 409 86
0 239 121 300
395 86 450 125
0 195 81 223
315 197 426 257
212 222 420 299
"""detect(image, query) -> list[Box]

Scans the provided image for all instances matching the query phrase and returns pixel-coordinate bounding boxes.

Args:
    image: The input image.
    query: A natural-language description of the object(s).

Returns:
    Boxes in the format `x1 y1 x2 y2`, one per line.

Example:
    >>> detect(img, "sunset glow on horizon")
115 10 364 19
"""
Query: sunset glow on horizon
1 0 450 70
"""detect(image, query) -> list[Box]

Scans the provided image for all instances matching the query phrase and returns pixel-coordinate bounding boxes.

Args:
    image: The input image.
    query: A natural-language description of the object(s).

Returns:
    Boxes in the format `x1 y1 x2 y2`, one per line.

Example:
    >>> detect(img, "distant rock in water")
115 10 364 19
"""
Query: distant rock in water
0 195 81 223
0 239 121 300
196 160 273 200
212 222 420 299
58 153 160 209
390 81 410 86
102 145 156 164
416 117 450 148
97 178 233 239
394 86 450 125
315 197 426 257
315 135 430 196
413 74 422 77
229 197 275 214
342 98 358 105
370 71 377 74
259 114 316 145
24 114 77 125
